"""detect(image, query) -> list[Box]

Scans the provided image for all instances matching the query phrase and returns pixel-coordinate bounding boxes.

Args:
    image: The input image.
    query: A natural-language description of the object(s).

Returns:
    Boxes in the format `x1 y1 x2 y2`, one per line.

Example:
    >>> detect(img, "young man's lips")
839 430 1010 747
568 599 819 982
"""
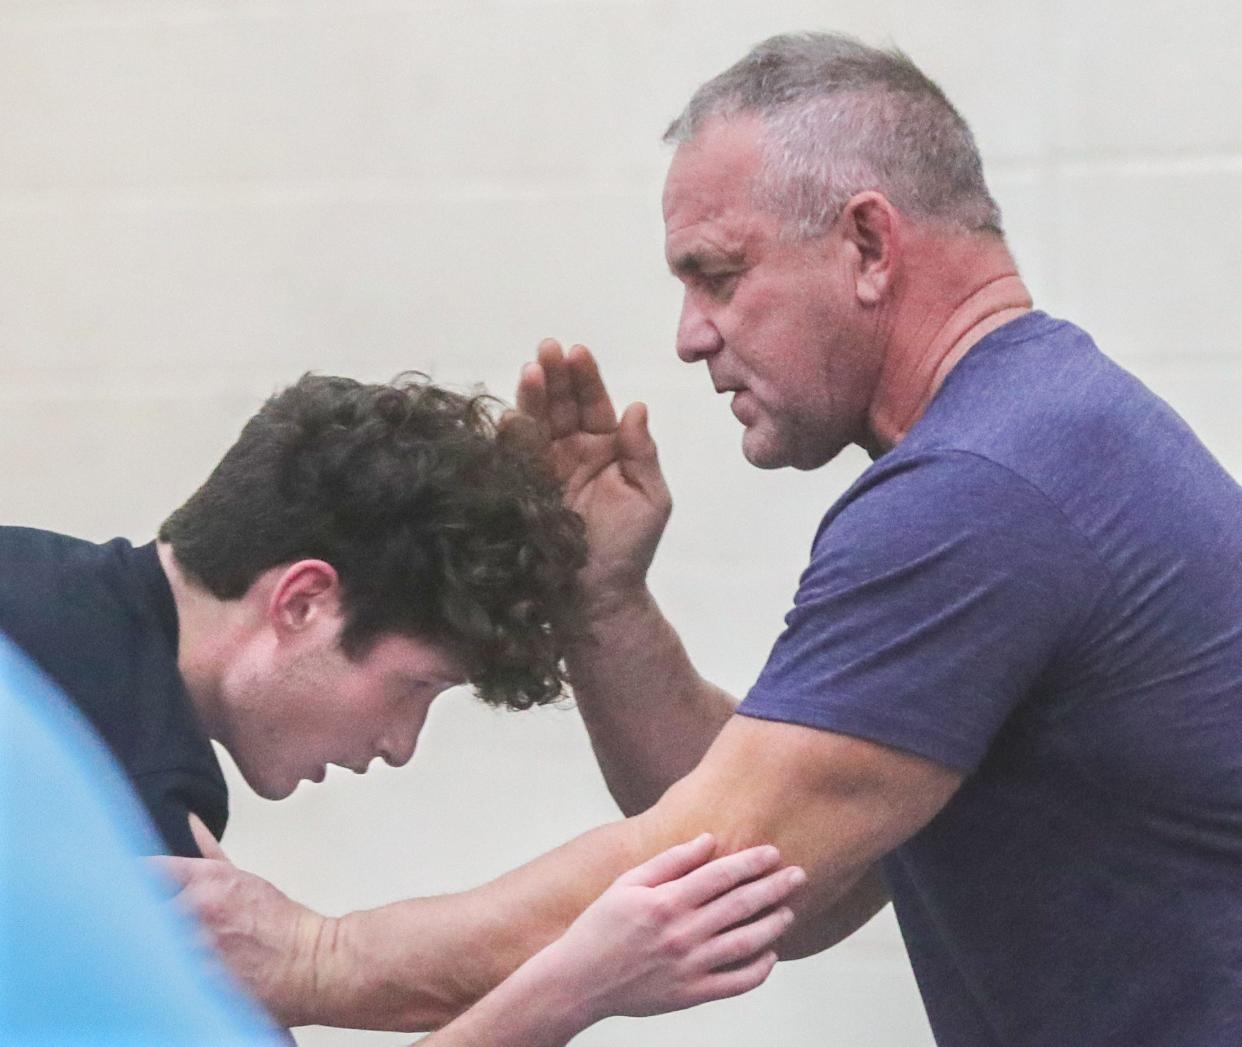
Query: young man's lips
331 758 373 774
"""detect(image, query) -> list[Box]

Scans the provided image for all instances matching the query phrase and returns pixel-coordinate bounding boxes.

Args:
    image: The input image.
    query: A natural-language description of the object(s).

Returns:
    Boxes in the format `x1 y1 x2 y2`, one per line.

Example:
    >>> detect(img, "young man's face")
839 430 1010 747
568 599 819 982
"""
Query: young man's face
218 624 466 801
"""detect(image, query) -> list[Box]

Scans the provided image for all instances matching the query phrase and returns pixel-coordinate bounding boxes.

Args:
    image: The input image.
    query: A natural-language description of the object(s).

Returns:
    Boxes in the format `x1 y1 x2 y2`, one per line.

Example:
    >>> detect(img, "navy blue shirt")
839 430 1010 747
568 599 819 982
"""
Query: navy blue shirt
740 312 1242 1045
0 528 227 857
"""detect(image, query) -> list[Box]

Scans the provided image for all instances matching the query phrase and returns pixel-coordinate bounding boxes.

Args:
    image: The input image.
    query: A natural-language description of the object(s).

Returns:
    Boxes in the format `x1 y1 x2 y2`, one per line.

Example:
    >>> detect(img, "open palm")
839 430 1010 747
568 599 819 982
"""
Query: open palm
515 339 671 607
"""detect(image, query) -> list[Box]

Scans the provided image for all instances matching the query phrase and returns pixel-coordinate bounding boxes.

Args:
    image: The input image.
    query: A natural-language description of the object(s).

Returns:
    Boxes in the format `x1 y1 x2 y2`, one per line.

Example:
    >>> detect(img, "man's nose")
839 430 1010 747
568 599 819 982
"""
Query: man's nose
380 715 425 769
676 293 724 363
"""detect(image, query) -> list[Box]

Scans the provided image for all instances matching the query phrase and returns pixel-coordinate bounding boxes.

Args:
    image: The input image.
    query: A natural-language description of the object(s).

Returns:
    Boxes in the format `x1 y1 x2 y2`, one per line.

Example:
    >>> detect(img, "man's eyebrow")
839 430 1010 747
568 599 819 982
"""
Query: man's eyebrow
668 252 705 277
668 248 743 277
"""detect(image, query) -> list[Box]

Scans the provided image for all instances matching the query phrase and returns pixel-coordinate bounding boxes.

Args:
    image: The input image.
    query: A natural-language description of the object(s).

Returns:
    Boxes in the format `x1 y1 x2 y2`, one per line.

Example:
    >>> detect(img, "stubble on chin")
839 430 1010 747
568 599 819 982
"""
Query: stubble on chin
739 425 789 471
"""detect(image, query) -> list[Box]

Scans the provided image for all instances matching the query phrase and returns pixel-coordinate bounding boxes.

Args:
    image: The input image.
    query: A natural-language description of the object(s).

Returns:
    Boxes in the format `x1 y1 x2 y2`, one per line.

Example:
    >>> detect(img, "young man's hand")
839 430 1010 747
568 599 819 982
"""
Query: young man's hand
534 833 803 1022
422 834 804 1047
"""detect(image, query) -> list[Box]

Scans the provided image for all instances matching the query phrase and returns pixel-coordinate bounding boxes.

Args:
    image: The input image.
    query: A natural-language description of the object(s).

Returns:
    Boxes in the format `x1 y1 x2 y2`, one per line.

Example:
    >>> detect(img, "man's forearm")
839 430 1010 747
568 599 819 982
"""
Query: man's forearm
318 821 649 1031
316 828 883 1032
567 586 736 814
294 718 945 1033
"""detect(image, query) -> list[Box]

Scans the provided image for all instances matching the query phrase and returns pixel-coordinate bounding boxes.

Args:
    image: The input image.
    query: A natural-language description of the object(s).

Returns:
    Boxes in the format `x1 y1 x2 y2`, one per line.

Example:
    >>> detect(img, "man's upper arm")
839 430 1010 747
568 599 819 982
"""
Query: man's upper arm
634 712 963 956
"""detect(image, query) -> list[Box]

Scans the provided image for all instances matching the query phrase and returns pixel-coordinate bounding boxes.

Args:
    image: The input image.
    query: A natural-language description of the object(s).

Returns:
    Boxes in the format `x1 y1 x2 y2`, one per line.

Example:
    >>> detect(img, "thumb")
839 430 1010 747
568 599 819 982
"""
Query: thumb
189 812 232 864
617 402 668 495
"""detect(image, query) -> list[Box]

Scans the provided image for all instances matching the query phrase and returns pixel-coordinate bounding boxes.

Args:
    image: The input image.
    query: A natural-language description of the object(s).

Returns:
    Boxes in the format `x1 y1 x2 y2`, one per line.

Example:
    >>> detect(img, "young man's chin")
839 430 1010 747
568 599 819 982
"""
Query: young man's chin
242 764 304 802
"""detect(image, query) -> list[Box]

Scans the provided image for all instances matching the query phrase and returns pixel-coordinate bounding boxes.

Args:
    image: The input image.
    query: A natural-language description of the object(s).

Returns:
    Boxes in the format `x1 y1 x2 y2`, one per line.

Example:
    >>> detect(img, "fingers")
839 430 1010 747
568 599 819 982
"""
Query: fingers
661 843 783 909
691 864 806 938
566 343 619 433
147 855 194 893
148 854 228 886
692 950 779 1005
515 361 548 422
537 338 580 437
516 339 562 432
614 833 716 888
617 401 671 507
496 409 550 458
520 339 620 439
698 906 796 971
189 812 231 863
617 400 655 454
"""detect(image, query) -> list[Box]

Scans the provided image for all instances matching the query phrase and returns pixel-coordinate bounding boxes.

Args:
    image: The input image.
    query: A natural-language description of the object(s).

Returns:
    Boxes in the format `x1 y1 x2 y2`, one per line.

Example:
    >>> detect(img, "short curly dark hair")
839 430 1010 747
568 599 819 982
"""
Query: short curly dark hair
159 373 586 709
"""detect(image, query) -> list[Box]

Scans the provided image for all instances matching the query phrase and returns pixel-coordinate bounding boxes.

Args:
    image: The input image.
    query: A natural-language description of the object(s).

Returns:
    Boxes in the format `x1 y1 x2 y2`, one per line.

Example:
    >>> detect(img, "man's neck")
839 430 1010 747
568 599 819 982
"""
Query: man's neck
867 233 1033 452
156 541 237 742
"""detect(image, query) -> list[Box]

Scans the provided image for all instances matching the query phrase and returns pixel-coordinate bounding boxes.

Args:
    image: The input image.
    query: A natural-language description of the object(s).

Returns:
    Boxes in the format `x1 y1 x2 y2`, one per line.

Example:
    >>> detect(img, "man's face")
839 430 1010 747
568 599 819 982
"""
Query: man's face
218 622 466 801
662 116 881 469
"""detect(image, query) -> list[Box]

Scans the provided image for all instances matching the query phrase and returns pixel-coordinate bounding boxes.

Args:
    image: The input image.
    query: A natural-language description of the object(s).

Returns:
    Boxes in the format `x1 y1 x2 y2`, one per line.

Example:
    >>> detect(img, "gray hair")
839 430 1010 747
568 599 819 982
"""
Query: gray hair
664 32 1003 238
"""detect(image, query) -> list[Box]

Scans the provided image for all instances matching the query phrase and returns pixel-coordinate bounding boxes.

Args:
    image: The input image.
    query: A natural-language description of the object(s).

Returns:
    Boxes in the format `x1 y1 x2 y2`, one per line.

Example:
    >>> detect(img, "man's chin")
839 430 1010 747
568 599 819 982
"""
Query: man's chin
741 427 842 471
740 428 793 470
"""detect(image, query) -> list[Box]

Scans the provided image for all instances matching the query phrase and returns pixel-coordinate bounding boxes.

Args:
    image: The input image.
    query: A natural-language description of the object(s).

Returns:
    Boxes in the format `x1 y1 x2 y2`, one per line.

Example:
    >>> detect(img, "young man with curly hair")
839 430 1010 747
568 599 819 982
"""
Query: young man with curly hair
2 372 802 1040
0 372 585 858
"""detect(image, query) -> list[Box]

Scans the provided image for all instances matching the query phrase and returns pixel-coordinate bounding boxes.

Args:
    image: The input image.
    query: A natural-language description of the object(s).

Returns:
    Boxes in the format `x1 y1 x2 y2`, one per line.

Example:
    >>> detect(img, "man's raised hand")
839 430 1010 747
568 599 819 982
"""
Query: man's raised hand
516 339 672 616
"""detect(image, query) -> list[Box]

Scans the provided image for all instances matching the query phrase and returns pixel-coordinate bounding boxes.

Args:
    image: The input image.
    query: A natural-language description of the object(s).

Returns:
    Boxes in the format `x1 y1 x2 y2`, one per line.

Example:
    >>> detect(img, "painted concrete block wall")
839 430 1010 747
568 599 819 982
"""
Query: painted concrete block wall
2 3 1239 1045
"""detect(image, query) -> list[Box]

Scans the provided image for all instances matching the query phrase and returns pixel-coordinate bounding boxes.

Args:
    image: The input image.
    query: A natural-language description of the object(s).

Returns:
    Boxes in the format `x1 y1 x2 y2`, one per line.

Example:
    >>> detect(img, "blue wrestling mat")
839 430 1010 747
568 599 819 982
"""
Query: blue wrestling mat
0 633 280 1045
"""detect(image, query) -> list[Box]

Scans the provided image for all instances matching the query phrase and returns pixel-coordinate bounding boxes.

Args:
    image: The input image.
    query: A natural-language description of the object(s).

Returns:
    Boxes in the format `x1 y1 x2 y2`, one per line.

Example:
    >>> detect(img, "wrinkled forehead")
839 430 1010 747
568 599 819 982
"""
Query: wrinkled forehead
661 114 768 228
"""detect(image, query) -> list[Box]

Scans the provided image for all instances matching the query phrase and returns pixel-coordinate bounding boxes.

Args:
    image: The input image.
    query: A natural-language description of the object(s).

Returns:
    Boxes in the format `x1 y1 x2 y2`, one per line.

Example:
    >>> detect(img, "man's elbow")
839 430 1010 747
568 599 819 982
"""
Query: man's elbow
628 772 774 872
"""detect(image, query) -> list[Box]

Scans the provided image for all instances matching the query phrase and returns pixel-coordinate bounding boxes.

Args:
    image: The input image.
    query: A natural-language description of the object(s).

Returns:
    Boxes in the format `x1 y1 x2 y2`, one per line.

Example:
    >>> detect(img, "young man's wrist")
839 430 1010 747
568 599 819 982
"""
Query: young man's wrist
497 943 602 1045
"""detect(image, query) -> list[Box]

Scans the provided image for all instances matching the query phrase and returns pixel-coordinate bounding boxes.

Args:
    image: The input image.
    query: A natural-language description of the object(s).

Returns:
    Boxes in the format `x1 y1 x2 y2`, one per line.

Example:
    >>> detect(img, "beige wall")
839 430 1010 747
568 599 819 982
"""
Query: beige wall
3 2 1240 1044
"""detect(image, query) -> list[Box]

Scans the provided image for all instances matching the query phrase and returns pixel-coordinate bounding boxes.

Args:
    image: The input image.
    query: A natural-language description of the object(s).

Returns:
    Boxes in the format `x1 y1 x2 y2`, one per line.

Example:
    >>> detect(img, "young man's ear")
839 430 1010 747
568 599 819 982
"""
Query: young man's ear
267 560 341 637
838 190 900 306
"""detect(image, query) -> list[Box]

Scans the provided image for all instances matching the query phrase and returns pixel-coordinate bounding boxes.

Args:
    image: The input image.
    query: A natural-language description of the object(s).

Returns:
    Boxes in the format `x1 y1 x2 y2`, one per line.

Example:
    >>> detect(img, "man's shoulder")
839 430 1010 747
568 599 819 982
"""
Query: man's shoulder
0 526 141 586
918 313 1139 455
895 313 1228 521
0 527 168 717
825 447 1089 560
0 527 223 853
0 527 144 635
0 524 108 561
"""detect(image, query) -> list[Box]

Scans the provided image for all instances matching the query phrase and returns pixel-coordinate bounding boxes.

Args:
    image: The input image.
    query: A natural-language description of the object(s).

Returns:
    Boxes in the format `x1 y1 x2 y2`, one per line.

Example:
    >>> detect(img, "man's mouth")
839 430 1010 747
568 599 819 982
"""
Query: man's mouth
730 389 757 422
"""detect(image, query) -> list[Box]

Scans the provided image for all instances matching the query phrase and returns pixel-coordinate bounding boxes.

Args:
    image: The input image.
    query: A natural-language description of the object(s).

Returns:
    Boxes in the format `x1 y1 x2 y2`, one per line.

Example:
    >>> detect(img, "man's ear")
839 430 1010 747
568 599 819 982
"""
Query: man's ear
266 560 341 638
838 190 900 306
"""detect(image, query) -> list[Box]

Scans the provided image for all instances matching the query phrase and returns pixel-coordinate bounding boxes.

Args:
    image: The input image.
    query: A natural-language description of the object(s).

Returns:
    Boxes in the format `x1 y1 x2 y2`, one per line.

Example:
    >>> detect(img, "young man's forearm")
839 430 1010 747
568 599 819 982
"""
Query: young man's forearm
417 947 588 1047
567 586 737 815
315 821 649 1031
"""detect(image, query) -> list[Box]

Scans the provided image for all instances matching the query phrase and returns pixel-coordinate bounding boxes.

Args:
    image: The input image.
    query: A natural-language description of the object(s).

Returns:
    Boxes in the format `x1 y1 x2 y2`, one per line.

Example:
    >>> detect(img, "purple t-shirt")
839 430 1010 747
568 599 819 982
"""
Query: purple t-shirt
739 312 1242 1045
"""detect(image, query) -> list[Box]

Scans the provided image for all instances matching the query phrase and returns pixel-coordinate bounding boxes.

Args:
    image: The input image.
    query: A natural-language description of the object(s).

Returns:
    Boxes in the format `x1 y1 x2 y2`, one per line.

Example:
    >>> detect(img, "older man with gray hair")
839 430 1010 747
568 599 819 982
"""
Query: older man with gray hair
175 32 1242 1045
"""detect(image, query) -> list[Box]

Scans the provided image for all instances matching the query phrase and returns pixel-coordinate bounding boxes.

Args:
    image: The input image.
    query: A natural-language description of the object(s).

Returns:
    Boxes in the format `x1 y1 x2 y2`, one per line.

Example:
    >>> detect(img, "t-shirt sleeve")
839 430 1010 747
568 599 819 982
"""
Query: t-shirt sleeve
738 451 1105 773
